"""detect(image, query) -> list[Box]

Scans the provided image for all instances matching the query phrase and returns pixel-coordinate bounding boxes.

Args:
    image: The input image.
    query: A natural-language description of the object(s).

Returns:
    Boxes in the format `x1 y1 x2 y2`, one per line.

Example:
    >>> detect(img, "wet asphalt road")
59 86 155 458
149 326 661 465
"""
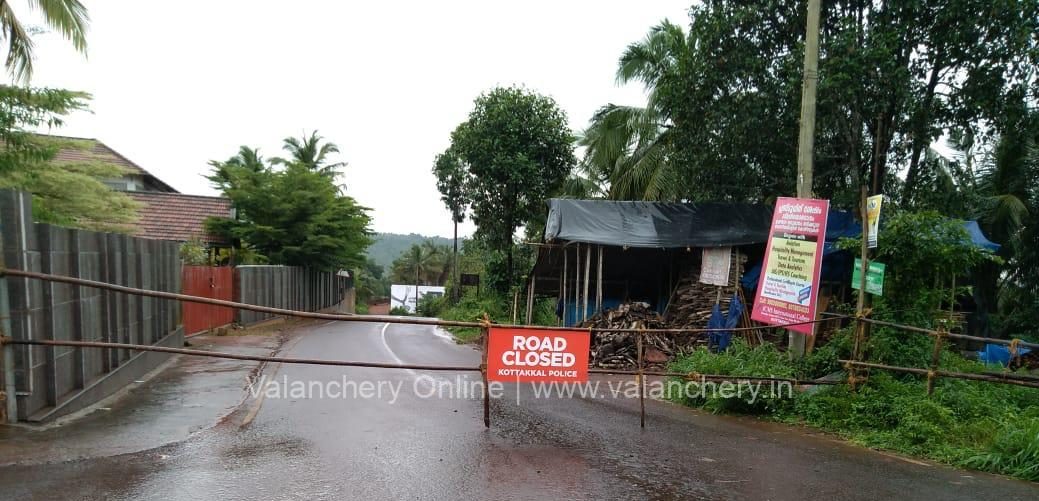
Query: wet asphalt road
2 320 1038 500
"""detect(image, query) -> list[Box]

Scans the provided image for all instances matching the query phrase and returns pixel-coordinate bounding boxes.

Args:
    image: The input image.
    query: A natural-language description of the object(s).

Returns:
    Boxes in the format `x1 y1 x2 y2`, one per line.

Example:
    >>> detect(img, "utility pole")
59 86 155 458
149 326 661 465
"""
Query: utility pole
790 0 823 358
796 0 821 198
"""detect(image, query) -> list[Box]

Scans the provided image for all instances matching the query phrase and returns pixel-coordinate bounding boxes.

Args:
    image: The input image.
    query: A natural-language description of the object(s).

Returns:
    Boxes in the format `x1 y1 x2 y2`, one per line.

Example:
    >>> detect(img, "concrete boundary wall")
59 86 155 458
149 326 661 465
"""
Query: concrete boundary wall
233 266 353 326
0 190 183 422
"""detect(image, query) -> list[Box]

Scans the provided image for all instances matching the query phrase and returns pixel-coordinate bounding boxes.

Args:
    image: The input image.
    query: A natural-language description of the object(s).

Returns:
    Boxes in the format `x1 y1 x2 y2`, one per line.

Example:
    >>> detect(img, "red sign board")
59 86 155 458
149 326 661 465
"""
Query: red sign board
487 327 590 383
751 197 829 335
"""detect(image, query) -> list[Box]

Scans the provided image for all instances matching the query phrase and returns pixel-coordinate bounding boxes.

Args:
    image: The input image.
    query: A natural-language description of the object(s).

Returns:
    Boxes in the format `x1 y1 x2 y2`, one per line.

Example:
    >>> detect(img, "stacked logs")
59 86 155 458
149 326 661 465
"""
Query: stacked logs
579 302 703 369
664 251 746 329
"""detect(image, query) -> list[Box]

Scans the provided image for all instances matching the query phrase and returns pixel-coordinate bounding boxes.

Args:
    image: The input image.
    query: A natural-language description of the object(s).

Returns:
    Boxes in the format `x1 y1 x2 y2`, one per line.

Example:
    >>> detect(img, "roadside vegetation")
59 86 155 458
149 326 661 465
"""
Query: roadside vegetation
667 211 1039 481
669 335 1039 481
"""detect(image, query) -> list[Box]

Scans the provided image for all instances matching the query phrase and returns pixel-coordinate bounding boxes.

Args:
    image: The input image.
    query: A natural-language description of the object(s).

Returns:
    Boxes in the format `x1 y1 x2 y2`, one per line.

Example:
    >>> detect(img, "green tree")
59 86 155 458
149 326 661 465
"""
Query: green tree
577 21 687 201
432 148 469 298
390 241 450 286
272 130 346 180
449 86 576 290
617 1 1039 207
1 0 88 82
0 86 138 232
206 144 372 271
355 257 389 304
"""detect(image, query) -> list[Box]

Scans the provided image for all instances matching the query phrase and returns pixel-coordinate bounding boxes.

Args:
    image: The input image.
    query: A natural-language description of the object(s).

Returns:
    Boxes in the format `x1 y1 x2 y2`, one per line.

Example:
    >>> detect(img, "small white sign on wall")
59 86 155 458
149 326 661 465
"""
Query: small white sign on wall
699 247 732 287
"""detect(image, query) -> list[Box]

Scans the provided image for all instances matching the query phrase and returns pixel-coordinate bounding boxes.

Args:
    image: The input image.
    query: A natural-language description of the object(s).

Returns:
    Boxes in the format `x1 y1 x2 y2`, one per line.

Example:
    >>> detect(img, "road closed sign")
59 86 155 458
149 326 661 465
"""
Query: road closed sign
487 327 589 383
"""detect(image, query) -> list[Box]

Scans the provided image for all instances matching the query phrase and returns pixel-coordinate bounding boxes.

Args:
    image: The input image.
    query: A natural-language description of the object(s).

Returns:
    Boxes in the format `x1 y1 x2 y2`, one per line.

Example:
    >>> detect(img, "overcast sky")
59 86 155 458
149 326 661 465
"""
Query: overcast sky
27 1 691 238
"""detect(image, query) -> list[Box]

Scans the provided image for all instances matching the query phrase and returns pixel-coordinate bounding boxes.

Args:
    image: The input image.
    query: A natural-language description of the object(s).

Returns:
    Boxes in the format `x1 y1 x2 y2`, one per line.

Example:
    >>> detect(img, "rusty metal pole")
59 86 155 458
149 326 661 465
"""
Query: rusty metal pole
637 330 646 428
481 320 490 429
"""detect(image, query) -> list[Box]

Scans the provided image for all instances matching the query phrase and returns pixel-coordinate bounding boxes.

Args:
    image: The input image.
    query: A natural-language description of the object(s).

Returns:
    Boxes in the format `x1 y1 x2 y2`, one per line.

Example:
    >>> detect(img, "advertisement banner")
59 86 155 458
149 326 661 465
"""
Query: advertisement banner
866 195 883 248
750 197 830 335
699 247 732 286
486 327 589 383
851 258 885 296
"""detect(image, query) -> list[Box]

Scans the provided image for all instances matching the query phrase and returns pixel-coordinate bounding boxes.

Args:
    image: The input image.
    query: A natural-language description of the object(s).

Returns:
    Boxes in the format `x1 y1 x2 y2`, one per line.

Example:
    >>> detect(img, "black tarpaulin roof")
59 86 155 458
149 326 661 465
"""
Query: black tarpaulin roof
543 199 775 248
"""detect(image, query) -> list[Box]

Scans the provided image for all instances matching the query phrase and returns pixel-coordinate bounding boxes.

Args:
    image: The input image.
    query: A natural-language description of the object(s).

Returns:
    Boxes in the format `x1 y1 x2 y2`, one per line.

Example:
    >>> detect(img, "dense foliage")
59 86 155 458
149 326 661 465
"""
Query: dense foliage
574 2 1039 335
206 134 372 271
670 208 1036 481
446 86 576 291
0 86 139 232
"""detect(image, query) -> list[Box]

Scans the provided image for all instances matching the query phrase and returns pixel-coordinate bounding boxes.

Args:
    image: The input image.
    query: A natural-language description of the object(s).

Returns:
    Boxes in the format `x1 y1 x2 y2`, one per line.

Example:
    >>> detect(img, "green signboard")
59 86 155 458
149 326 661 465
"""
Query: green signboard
852 258 885 296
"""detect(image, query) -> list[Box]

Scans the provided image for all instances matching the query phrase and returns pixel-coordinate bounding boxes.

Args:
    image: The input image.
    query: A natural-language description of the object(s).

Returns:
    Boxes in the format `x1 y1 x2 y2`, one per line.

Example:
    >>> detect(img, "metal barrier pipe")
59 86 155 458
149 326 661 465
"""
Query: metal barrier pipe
840 360 1039 389
1 337 482 373
0 267 849 335
860 317 1039 350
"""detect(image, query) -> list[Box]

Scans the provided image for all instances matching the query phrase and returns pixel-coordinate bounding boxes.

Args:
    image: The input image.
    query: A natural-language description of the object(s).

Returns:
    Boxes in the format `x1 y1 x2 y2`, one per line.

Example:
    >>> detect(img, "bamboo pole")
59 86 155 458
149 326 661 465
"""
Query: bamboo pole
482 320 490 428
596 245 603 313
842 360 1039 389
525 275 535 324
850 186 870 389
637 330 646 428
575 243 581 324
926 327 946 395
583 244 591 322
562 247 568 326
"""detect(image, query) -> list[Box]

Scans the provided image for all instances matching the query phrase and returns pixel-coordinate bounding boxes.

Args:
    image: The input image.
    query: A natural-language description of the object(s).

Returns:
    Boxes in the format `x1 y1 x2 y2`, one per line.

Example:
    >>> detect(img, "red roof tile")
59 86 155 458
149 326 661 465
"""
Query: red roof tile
128 192 233 245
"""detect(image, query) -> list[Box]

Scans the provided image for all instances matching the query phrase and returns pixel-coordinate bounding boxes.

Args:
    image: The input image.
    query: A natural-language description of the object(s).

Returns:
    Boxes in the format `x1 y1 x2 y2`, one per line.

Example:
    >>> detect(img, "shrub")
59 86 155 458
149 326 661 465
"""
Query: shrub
416 293 446 317
668 341 797 414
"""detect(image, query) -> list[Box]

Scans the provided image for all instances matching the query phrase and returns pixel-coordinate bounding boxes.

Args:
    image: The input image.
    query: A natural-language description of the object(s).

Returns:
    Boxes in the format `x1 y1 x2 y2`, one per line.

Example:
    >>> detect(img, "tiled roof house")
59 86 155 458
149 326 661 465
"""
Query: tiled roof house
44 135 233 245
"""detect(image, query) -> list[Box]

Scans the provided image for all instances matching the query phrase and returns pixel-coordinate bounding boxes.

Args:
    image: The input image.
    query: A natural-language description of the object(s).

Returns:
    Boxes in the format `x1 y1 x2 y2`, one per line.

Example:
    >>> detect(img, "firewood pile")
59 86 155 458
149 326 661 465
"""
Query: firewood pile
1009 350 1039 371
663 252 746 329
579 302 702 369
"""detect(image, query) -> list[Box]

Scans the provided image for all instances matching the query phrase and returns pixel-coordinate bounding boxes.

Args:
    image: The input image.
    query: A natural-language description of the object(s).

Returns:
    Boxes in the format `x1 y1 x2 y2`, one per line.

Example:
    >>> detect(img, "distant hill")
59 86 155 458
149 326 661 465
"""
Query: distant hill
367 233 454 271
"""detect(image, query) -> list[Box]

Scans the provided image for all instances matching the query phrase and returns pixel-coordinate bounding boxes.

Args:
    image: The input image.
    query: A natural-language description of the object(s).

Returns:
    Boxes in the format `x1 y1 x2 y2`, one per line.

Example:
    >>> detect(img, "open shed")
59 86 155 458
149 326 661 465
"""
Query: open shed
528 199 776 326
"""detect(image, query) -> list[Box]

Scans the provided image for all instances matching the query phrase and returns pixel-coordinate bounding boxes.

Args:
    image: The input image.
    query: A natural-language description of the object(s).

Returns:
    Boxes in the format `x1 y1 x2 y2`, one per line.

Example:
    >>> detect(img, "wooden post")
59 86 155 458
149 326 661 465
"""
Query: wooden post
926 328 945 396
481 321 490 428
596 245 603 313
850 187 870 389
583 245 591 322
562 246 568 326
575 243 581 323
511 289 519 324
525 275 535 324
637 330 646 428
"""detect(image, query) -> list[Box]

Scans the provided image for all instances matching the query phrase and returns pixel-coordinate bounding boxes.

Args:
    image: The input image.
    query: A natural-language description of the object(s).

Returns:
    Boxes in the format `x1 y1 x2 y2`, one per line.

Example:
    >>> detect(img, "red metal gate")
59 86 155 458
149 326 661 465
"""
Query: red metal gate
182 265 234 335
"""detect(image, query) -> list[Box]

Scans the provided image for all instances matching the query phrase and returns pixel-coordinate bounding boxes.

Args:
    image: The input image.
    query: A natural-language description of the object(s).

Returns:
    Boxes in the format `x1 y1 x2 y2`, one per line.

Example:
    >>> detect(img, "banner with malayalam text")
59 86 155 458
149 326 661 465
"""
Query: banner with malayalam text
750 197 829 335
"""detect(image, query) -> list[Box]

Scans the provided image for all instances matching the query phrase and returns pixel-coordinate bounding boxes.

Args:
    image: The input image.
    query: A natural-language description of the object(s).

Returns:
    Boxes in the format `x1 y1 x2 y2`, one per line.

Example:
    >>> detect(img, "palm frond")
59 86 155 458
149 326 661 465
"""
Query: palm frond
31 0 88 50
0 2 34 82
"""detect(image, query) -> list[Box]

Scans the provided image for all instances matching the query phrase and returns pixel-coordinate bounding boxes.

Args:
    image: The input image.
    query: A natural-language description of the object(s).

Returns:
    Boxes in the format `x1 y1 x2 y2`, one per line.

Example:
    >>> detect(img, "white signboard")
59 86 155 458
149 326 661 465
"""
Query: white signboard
390 284 446 313
699 247 732 286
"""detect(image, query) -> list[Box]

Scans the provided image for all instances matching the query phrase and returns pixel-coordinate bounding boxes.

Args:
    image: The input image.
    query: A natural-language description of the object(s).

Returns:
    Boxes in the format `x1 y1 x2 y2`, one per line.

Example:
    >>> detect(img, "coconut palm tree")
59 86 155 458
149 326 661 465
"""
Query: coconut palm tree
205 146 267 191
1 0 89 82
577 20 687 201
272 130 346 180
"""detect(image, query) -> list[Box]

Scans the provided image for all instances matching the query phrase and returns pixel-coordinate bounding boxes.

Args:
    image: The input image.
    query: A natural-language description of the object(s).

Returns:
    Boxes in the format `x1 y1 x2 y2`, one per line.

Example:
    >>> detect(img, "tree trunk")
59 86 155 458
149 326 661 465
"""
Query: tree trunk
453 219 459 302
903 55 945 204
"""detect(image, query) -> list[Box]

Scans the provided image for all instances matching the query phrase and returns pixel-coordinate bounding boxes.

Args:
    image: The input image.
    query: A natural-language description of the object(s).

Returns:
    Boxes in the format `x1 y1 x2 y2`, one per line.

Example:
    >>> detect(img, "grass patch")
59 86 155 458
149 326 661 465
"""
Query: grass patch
431 290 557 343
667 335 1039 482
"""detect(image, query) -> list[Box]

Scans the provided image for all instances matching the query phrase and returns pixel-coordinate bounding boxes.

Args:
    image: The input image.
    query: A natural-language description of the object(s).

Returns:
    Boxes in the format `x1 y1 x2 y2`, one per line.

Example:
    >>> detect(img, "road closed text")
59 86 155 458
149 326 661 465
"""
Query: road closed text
487 328 589 383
